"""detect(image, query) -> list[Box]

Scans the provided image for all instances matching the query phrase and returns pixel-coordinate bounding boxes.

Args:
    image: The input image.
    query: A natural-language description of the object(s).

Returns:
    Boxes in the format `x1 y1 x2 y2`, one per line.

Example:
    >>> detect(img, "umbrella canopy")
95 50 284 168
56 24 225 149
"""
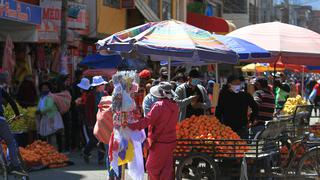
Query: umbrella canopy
212 34 271 60
97 20 238 64
227 22 320 66
80 54 122 69
241 63 284 73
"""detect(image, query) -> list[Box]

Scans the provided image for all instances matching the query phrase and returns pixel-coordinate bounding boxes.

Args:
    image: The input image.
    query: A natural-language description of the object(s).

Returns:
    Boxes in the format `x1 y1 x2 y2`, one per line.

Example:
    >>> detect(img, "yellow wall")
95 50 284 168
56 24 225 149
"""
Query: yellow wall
97 0 127 35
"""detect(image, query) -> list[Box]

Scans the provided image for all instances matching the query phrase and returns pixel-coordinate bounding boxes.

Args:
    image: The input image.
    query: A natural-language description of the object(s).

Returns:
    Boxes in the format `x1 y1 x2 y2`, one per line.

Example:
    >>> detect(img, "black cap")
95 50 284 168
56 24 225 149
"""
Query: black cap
256 77 268 88
188 69 200 78
227 74 240 84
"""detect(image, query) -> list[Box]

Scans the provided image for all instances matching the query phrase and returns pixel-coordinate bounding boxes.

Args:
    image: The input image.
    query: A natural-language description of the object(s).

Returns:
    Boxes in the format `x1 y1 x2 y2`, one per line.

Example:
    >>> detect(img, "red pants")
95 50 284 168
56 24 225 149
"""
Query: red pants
146 142 176 180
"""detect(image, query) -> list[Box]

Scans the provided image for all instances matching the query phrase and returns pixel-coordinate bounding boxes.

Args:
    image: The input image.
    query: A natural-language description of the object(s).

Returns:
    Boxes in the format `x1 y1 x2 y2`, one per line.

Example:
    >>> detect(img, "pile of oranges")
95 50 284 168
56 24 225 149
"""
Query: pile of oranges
19 147 42 167
0 141 69 169
24 140 69 168
175 115 249 158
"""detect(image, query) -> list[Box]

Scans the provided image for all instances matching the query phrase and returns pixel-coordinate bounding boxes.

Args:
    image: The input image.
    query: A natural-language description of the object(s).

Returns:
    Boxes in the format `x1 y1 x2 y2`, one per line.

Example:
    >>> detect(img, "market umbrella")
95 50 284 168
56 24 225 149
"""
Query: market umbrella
227 21 320 66
212 34 271 60
97 20 239 80
241 63 284 73
160 35 271 64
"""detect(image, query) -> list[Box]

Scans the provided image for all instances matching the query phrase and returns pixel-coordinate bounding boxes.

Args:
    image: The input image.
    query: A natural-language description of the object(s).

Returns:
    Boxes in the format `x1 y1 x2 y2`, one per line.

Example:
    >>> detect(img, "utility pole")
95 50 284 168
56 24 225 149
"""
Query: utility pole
282 0 290 23
60 0 68 74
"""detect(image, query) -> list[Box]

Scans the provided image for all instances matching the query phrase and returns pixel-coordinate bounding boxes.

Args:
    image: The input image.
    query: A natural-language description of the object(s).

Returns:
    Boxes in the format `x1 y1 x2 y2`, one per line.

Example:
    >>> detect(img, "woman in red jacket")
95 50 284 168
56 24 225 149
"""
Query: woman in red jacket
128 82 179 180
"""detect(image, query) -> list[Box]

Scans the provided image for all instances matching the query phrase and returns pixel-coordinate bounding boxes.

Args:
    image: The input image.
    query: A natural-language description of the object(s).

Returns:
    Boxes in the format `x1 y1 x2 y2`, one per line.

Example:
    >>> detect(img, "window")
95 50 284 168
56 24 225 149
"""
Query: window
162 0 172 20
149 0 160 17
223 0 247 14
104 0 120 8
103 0 135 9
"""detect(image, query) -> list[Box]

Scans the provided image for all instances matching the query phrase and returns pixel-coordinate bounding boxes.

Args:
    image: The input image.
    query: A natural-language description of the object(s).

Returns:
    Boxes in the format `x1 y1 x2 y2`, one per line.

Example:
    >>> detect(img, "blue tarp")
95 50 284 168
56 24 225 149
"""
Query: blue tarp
307 66 320 71
80 54 122 69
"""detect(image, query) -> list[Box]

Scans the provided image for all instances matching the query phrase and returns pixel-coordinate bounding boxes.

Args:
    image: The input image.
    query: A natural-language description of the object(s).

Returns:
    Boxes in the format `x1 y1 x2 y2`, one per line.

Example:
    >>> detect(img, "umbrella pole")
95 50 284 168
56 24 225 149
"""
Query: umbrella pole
215 63 219 83
273 56 280 92
302 68 305 98
168 57 171 81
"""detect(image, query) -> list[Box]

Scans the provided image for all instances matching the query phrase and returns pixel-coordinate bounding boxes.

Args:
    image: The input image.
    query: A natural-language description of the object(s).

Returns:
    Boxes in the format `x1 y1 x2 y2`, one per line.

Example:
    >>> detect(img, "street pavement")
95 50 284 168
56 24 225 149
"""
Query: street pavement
3 116 319 180
24 151 148 180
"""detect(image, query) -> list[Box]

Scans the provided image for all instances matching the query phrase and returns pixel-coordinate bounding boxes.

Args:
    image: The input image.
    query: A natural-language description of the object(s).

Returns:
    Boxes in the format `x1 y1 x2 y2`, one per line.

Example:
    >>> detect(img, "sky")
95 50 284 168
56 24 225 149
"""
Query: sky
275 0 320 10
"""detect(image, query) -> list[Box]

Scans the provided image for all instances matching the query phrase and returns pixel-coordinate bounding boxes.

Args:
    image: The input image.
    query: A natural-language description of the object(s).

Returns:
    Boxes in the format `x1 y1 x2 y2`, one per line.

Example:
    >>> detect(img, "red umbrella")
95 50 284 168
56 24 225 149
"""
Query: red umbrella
271 61 308 73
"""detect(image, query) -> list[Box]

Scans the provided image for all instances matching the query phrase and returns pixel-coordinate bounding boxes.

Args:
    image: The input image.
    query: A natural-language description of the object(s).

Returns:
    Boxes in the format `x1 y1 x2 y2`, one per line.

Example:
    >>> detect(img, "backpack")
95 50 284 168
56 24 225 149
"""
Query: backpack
49 91 72 114
94 96 114 144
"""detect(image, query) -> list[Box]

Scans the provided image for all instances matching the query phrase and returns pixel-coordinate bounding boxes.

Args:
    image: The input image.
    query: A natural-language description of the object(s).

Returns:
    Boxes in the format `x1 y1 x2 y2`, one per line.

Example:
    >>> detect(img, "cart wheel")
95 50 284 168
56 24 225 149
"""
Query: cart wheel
176 154 219 180
297 148 320 178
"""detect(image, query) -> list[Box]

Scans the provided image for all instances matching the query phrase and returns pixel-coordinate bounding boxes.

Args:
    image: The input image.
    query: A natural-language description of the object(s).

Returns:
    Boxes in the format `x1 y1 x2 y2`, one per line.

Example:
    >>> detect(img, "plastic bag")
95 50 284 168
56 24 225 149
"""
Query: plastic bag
39 112 64 136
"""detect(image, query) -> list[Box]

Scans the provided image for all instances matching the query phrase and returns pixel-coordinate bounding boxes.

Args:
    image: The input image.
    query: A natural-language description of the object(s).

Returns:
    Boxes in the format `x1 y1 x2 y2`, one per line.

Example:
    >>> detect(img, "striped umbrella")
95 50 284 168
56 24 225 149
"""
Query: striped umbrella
97 20 239 79
97 20 238 62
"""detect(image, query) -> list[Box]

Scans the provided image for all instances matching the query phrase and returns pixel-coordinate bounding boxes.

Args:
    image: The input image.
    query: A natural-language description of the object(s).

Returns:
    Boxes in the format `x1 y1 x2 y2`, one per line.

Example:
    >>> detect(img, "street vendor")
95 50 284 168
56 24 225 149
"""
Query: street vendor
128 82 179 180
174 69 211 121
215 75 258 139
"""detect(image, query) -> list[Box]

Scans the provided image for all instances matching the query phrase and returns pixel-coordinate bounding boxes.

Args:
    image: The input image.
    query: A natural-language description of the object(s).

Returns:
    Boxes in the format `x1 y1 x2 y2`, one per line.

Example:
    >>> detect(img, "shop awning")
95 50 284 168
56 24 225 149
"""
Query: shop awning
187 12 230 34
0 19 38 42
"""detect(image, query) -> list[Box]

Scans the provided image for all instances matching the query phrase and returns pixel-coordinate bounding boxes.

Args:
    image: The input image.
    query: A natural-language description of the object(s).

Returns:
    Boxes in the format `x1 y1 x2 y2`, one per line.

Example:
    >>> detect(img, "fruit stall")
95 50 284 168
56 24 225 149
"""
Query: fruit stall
174 112 320 179
3 103 71 170
3 105 37 147
2 140 70 170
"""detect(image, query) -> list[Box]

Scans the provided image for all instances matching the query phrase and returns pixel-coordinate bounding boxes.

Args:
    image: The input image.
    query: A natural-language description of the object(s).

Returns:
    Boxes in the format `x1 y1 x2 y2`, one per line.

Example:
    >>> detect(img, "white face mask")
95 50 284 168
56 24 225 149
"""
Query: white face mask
230 85 241 93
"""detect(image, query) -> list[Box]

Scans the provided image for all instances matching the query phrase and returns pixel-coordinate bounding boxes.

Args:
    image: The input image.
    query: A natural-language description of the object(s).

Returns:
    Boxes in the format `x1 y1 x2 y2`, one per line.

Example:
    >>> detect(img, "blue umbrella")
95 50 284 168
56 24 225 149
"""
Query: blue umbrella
212 34 271 60
80 54 122 69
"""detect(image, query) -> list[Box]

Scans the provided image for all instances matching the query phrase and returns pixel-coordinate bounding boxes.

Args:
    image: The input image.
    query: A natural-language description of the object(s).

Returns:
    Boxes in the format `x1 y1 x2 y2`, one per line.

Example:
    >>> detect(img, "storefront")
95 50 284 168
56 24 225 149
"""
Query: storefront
0 0 42 42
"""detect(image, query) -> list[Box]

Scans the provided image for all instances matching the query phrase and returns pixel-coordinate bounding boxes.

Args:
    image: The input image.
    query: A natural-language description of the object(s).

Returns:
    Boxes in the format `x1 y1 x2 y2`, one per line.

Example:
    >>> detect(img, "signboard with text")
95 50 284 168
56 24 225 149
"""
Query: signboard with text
37 0 88 42
0 0 42 25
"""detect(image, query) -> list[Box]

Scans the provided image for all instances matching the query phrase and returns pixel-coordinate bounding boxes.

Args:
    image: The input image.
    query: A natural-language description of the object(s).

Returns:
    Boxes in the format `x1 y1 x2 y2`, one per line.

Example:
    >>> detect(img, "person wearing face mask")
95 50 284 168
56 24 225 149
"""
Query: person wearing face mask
37 82 64 145
215 75 258 139
174 69 211 121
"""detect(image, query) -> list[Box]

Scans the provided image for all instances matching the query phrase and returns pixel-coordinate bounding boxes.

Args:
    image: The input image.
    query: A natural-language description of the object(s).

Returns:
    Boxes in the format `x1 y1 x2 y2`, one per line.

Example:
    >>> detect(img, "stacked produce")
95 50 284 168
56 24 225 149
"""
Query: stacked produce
3 105 37 133
2 141 69 169
282 95 307 115
175 115 249 157
19 147 42 167
25 141 69 168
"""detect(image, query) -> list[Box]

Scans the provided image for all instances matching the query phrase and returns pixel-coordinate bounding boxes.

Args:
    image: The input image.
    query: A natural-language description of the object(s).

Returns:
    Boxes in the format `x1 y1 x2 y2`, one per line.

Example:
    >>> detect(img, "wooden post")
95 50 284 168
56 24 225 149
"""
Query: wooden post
121 164 125 180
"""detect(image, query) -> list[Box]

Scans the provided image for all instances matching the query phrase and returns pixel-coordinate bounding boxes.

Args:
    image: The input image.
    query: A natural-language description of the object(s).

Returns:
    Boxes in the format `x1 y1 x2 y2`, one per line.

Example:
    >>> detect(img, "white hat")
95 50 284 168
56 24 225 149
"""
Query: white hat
91 76 107 87
77 78 91 90
317 80 320 84
150 81 175 99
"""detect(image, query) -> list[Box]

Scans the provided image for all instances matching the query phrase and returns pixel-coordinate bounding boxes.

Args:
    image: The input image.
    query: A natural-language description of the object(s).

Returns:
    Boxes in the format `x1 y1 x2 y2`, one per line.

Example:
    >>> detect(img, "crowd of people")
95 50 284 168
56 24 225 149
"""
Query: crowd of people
1 64 320 179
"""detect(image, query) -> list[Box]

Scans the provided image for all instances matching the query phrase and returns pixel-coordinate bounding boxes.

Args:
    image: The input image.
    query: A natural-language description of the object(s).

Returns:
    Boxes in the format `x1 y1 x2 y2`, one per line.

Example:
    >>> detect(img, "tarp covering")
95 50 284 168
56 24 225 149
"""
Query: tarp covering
80 54 122 69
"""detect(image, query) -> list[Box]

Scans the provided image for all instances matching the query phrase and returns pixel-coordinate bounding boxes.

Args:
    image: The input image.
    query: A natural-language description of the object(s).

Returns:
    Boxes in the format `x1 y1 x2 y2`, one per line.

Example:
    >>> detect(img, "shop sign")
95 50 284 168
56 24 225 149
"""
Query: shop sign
0 0 42 25
37 0 88 42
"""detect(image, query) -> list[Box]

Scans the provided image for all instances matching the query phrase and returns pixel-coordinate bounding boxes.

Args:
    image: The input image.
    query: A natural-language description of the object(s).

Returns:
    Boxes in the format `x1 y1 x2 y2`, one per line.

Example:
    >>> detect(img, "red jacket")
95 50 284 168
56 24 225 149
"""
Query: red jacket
129 99 179 143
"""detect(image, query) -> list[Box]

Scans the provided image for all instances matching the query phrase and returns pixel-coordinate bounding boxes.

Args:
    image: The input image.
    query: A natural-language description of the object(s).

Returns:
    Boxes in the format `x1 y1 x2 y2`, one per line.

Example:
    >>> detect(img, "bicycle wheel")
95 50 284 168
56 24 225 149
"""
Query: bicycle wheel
297 148 320 178
0 146 8 180
176 154 219 180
